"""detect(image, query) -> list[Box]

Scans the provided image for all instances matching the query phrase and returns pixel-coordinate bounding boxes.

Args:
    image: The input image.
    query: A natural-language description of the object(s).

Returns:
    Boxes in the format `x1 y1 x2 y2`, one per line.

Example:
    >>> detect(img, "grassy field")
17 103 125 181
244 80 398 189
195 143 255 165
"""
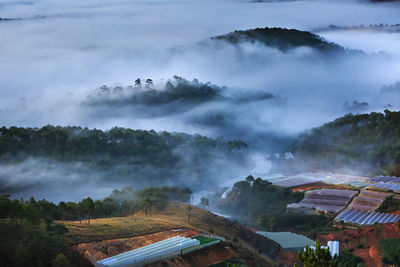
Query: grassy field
62 202 281 266
63 216 177 243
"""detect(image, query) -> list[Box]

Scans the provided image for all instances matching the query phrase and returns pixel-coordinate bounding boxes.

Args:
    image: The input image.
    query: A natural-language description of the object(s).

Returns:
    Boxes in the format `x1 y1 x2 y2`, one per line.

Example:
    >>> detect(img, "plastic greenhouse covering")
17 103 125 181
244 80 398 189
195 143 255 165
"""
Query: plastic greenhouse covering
335 208 400 226
97 236 200 267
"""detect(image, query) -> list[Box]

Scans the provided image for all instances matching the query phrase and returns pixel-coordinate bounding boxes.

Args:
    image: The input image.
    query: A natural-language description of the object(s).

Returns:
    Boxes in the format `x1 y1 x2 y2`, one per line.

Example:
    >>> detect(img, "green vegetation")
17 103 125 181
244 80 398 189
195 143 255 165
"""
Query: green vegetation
378 238 400 267
194 235 219 245
337 249 364 267
217 176 312 228
0 216 70 267
377 196 400 212
219 175 304 218
296 240 338 267
257 213 332 234
295 110 400 175
212 27 345 53
200 197 209 209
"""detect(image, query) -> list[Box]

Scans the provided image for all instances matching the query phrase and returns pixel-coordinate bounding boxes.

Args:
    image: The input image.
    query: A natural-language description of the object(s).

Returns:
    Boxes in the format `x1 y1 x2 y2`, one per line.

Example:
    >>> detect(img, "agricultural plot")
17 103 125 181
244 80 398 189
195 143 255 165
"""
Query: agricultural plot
348 190 393 211
335 208 400 226
287 189 358 215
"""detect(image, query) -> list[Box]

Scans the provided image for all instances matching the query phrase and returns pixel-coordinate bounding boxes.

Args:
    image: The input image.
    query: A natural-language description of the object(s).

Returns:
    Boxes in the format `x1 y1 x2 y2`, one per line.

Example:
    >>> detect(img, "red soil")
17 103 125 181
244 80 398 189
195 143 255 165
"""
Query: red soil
276 250 301 267
147 243 237 267
318 223 399 267
77 229 198 263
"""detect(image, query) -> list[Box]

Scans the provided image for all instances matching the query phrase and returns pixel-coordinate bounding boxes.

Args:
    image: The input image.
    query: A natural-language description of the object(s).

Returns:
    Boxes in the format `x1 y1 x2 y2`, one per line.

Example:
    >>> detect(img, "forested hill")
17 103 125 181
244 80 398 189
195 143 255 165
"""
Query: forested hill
0 126 249 193
295 110 400 175
0 126 247 167
211 27 346 53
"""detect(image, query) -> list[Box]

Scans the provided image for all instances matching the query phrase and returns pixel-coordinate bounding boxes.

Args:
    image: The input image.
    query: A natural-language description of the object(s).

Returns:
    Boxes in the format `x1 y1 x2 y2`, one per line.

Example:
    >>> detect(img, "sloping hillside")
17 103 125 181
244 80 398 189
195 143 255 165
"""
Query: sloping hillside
63 202 281 266
294 110 400 176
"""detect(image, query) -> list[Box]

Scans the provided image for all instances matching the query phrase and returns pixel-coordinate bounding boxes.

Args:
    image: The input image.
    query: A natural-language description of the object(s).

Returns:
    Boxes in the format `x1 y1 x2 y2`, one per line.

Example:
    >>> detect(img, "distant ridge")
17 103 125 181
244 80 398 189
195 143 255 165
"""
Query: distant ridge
211 27 346 53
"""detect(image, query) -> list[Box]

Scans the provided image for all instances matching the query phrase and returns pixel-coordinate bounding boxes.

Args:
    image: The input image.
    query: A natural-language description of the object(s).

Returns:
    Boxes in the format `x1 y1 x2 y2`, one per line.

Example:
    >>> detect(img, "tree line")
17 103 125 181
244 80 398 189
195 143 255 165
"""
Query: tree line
295 110 400 176
89 76 223 106
0 125 248 169
217 176 304 225
0 186 192 225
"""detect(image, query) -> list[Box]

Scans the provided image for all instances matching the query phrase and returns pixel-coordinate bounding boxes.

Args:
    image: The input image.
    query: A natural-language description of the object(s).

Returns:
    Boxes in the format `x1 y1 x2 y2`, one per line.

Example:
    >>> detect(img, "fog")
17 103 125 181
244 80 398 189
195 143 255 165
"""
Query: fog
1 0 400 202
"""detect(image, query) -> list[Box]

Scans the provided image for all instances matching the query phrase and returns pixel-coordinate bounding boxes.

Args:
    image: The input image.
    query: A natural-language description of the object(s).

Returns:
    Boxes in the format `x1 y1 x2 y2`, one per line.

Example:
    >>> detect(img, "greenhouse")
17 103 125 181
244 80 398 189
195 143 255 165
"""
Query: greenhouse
287 189 358 215
96 236 200 267
335 208 400 225
256 231 315 251
369 176 400 183
348 190 392 211
368 182 400 192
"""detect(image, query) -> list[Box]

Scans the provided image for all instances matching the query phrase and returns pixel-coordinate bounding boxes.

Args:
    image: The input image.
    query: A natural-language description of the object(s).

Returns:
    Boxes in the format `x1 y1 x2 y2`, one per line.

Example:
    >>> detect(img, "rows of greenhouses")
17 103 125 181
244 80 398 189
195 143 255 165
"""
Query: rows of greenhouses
368 182 400 192
348 190 392 211
368 176 400 183
96 236 200 267
335 208 400 225
265 172 368 187
287 189 357 215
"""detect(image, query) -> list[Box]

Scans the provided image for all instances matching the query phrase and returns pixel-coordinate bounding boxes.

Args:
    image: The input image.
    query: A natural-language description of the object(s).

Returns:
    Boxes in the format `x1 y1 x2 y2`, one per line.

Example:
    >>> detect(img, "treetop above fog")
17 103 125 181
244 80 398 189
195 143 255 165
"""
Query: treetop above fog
212 27 347 53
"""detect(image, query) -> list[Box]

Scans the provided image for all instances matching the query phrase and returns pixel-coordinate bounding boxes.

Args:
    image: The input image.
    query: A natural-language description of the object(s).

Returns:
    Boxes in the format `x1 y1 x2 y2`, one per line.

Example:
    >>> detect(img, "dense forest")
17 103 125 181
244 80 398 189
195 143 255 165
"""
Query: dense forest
0 125 249 193
212 27 347 53
294 110 400 175
0 186 192 267
0 125 247 167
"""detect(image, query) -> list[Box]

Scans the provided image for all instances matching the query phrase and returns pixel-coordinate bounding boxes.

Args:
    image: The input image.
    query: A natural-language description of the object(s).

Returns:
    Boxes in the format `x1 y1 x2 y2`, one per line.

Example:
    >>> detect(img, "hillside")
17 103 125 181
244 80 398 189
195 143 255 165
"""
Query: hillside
63 202 281 266
211 27 346 53
293 110 400 176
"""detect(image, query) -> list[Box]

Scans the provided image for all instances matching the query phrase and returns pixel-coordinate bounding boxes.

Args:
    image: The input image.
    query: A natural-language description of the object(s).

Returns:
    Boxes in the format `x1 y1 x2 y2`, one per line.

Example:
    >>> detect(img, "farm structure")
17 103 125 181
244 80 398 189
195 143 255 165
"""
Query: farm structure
267 172 368 188
368 176 400 183
286 189 358 216
367 182 400 192
96 235 220 267
335 208 400 226
347 189 393 211
256 231 315 252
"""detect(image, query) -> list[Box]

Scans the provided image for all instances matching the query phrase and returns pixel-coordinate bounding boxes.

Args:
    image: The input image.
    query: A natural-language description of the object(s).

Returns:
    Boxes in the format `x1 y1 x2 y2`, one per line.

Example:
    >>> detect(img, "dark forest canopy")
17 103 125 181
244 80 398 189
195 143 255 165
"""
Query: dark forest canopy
211 27 347 53
86 76 276 109
295 110 400 175
0 125 248 168
0 125 249 194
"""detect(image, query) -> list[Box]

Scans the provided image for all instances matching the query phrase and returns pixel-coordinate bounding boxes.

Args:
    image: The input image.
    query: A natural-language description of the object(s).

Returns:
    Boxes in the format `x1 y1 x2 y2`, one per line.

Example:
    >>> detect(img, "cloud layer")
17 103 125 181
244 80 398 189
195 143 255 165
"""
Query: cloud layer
1 0 400 201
